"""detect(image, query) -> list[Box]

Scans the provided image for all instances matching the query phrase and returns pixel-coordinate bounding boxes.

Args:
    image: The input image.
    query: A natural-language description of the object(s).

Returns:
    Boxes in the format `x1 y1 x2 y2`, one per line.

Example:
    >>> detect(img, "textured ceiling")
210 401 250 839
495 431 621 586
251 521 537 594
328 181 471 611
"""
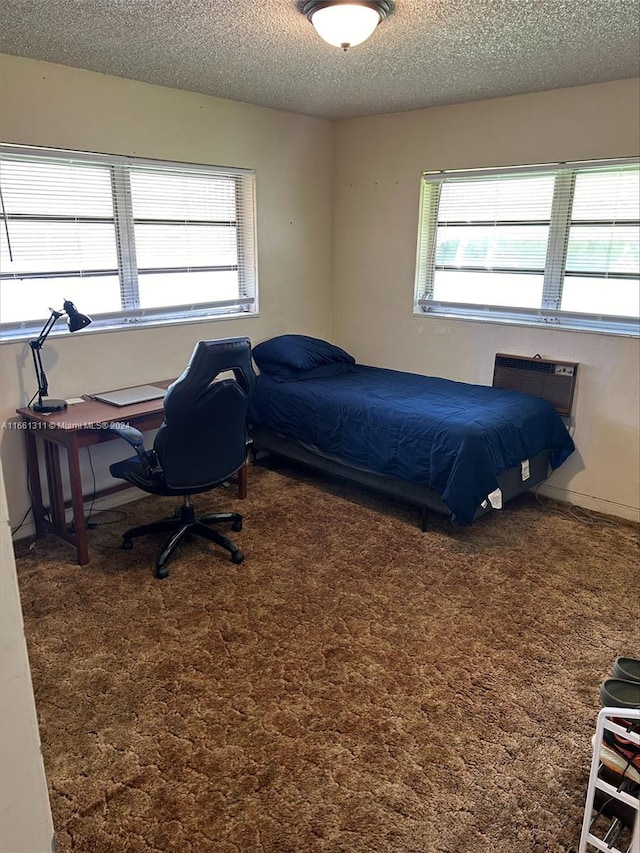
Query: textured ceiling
1 0 639 120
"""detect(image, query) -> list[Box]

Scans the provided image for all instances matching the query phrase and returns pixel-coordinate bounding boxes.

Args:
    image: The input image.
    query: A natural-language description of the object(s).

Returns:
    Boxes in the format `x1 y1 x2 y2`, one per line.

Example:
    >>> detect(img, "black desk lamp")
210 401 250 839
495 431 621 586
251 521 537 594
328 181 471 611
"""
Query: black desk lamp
30 299 92 413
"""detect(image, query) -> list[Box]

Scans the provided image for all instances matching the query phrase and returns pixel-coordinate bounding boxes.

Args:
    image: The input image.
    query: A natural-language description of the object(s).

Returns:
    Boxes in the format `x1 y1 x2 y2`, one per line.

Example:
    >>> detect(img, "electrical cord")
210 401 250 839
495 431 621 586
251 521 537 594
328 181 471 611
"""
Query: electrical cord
85 445 97 527
11 504 33 536
533 487 620 527
14 436 127 543
63 446 127 533
12 446 44 537
86 508 128 527
84 446 128 528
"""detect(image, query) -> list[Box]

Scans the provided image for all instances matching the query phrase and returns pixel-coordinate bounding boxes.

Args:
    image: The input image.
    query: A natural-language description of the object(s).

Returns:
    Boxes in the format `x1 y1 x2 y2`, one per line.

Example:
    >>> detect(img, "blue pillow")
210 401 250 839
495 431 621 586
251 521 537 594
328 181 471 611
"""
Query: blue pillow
266 361 356 382
253 334 356 379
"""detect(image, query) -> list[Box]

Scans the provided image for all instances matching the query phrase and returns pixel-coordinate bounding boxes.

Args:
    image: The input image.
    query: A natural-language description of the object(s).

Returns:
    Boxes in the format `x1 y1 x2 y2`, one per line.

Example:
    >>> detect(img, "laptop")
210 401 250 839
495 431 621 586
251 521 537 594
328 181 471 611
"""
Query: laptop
91 384 167 407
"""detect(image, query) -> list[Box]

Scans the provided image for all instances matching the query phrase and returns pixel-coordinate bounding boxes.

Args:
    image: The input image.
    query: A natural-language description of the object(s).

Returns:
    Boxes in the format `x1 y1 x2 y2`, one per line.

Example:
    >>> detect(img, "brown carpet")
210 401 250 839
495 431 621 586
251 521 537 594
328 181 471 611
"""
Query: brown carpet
15 461 640 853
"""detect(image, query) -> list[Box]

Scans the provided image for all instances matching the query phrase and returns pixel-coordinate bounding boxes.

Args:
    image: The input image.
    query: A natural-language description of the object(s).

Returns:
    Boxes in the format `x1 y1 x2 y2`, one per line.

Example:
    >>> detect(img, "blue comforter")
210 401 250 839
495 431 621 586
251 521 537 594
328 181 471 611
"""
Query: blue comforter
249 365 575 524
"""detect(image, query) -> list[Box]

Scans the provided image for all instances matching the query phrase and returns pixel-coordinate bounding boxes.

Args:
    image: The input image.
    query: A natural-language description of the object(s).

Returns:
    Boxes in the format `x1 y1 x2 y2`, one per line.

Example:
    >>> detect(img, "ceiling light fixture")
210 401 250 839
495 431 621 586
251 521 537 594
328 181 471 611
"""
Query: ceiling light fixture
302 1 392 51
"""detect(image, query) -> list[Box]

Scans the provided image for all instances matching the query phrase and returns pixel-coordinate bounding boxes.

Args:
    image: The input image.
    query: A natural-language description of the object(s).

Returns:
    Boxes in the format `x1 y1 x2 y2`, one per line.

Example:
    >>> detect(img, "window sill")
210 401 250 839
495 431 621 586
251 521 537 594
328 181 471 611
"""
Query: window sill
413 305 640 339
0 309 259 345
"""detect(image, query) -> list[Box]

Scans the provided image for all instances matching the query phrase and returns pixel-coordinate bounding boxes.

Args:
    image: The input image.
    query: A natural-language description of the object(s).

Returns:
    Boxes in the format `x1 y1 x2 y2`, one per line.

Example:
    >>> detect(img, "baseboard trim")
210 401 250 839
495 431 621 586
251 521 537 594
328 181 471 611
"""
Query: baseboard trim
536 483 640 523
13 487 143 545
13 480 639 545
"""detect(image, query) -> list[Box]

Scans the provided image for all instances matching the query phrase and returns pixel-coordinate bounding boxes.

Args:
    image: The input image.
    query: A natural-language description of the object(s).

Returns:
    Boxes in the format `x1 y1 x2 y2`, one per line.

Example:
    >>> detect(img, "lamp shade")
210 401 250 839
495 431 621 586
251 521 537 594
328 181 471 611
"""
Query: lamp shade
63 299 92 332
303 1 391 50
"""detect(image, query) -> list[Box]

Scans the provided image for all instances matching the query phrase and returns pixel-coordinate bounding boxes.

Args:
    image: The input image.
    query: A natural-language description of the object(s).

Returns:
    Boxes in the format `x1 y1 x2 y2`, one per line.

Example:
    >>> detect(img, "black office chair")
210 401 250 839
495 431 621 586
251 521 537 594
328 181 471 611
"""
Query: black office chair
107 337 255 578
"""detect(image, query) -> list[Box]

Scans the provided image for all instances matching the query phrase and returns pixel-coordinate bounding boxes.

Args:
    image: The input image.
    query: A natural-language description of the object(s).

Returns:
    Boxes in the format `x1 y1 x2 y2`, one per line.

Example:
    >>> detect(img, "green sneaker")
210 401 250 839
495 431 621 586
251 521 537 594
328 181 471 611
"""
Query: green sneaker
612 657 640 683
599 678 640 709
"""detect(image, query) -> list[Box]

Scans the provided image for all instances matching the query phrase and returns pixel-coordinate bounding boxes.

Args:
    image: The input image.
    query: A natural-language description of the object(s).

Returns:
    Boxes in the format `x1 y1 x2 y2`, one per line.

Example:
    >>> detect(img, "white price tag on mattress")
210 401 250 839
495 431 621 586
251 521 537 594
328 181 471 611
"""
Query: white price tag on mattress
521 459 530 481
487 488 503 509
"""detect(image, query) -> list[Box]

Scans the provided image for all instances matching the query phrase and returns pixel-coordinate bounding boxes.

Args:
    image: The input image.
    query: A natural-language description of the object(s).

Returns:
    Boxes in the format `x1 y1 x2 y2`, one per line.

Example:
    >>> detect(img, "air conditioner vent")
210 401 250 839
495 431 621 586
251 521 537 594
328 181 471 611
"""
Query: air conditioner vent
493 353 578 417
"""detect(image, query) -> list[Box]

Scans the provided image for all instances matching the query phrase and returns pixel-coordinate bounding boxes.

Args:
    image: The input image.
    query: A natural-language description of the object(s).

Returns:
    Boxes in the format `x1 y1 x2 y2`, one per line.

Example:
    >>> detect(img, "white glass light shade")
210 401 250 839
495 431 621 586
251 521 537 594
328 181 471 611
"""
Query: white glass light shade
310 4 382 49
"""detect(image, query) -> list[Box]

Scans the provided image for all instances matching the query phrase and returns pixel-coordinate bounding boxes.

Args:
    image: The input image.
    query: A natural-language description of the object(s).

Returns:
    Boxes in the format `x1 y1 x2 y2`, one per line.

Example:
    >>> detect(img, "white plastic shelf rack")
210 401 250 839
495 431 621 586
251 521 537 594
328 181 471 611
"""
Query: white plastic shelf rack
579 708 639 853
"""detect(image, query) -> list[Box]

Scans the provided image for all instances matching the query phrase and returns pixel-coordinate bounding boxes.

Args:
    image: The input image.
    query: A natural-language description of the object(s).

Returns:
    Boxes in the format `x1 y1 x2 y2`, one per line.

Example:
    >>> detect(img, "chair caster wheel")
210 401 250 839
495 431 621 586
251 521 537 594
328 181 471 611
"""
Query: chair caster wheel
155 565 169 579
122 539 133 551
231 550 244 565
231 520 243 532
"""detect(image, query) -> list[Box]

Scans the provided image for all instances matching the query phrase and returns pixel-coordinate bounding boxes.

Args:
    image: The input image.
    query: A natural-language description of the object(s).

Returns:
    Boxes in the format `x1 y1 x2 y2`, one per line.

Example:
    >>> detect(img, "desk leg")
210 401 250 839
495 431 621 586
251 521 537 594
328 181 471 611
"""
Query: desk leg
44 441 66 535
24 430 46 538
66 435 89 566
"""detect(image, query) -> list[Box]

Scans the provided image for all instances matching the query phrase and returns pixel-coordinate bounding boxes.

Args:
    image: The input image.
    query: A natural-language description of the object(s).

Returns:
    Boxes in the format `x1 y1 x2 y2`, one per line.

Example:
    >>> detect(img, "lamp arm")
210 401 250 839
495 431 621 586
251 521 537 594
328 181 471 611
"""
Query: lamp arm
29 309 63 405
30 342 49 403
30 309 63 350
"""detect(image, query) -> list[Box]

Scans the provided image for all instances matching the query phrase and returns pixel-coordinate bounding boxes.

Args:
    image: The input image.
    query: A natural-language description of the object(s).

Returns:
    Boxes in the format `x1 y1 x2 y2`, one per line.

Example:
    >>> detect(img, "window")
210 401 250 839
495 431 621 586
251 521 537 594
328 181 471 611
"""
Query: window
414 158 639 335
0 145 258 339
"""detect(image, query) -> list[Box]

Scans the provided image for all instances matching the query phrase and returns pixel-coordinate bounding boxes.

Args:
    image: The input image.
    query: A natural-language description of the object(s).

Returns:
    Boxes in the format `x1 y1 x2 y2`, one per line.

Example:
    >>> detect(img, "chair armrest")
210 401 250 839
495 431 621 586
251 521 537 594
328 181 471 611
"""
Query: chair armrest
104 424 145 448
103 424 161 477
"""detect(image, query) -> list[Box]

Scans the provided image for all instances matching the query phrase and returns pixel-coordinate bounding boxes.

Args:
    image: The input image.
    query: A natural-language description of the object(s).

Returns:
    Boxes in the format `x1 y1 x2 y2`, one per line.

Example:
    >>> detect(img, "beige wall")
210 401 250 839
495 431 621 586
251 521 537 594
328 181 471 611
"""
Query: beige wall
333 79 640 521
0 54 334 530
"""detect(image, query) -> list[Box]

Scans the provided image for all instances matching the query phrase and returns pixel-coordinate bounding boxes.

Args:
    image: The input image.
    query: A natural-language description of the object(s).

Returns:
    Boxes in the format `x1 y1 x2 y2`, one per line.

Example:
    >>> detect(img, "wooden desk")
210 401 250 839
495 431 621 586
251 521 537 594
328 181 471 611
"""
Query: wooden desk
16 383 247 566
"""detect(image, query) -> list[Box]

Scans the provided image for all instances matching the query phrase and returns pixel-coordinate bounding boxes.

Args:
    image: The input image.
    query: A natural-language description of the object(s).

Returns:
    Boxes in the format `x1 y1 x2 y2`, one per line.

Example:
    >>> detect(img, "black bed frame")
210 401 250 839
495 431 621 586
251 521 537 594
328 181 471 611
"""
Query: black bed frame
249 425 551 531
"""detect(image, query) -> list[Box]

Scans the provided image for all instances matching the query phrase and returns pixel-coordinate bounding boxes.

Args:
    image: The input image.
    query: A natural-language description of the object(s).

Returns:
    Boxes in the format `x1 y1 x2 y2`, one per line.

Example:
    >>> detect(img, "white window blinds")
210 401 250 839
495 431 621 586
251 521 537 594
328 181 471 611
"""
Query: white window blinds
415 158 640 335
0 145 258 337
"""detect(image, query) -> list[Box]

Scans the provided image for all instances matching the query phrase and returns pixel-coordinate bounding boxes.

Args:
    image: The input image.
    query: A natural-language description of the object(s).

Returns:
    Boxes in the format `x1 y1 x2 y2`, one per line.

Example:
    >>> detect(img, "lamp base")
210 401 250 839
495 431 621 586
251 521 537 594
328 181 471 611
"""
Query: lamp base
32 398 68 413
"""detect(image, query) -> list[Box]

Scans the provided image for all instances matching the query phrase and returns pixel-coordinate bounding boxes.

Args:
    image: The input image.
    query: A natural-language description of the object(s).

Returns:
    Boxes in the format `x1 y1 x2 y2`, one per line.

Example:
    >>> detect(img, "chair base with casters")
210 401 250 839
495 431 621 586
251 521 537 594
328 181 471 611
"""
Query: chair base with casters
120 495 244 579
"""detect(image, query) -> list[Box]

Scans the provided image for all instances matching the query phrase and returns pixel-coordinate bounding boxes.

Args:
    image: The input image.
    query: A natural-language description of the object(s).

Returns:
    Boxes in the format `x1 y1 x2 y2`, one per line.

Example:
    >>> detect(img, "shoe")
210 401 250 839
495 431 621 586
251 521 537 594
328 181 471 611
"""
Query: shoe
612 656 640 683
594 710 640 785
599 678 640 709
593 765 640 832
599 724 640 784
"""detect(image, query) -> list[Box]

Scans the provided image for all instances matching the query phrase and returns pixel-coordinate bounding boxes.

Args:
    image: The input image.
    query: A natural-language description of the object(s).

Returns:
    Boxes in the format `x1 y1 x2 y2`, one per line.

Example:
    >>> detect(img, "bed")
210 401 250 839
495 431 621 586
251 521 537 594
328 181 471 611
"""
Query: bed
248 335 576 529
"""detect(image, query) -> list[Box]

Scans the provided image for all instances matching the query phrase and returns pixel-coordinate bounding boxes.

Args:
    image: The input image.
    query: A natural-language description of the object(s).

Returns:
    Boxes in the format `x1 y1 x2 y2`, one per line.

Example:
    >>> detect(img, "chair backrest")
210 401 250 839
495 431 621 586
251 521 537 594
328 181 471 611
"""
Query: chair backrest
153 337 255 491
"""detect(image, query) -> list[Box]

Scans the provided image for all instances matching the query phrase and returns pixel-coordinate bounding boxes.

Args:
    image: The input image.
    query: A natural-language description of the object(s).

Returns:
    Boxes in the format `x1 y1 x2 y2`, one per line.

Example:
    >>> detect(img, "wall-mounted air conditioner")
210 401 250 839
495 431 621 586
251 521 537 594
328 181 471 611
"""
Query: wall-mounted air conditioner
493 353 578 417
